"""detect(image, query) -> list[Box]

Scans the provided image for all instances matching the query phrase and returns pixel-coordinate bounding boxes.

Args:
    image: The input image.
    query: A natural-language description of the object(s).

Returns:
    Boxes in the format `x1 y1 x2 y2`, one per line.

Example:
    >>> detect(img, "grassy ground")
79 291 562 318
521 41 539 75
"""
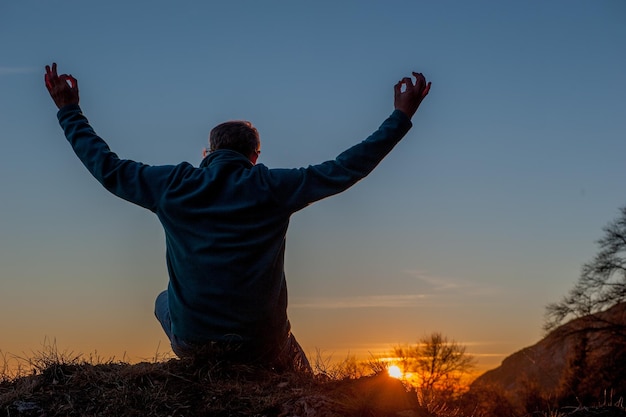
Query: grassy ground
2 345 625 417
0 346 427 417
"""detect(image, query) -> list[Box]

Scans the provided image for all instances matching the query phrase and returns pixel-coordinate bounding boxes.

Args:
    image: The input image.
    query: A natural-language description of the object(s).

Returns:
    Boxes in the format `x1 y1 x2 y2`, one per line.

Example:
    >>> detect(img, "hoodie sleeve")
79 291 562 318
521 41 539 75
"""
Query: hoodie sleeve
268 109 413 212
57 104 178 212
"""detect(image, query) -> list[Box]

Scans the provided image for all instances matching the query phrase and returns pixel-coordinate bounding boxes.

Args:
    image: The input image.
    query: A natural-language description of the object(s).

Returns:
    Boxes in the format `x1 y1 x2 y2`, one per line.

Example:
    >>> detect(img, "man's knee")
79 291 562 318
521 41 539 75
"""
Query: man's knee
154 290 168 319
154 290 173 341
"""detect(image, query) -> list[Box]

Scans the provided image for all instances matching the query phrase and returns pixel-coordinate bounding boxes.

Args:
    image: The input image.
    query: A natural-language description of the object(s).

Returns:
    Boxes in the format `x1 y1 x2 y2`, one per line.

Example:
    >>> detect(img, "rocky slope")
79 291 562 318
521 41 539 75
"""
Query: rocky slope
469 302 626 412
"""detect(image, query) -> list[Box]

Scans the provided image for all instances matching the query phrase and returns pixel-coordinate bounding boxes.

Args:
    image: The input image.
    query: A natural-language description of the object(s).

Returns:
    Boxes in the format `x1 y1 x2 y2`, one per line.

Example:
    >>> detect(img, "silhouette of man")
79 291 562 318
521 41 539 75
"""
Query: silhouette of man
44 63 431 372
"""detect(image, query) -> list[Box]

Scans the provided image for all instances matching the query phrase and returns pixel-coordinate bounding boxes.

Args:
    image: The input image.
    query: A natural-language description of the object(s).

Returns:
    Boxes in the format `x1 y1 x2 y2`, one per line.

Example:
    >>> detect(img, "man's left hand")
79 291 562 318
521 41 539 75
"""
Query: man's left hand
45 63 79 109
394 71 430 120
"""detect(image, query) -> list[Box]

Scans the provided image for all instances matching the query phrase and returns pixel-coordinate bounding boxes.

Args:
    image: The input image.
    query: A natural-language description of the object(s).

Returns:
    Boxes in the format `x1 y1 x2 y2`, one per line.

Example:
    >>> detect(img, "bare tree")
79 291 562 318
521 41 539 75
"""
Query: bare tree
393 332 475 401
544 206 626 333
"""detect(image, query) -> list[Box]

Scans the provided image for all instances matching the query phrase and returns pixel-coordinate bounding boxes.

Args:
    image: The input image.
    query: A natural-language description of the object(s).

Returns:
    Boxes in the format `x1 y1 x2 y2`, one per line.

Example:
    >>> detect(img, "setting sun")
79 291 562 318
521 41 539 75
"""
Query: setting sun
387 365 403 379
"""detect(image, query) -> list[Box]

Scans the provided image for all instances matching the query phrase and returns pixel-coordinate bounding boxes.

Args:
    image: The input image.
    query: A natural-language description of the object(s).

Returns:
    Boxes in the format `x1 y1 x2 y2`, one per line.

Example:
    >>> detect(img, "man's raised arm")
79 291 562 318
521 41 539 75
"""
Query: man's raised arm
269 71 432 211
43 62 176 212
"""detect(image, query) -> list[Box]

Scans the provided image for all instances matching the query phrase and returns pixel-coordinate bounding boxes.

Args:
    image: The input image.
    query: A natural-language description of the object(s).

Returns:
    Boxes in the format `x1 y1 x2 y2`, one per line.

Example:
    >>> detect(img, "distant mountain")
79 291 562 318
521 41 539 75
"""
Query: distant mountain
469 302 626 413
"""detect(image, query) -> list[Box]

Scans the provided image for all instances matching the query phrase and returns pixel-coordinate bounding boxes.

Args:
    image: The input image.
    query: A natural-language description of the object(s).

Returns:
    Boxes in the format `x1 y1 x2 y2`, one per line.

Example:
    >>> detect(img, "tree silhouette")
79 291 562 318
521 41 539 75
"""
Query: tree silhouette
393 332 475 403
545 206 626 334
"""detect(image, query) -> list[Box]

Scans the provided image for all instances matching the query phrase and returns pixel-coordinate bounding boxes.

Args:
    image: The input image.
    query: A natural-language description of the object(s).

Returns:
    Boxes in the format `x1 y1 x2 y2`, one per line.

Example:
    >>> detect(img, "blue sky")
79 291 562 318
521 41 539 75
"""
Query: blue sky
1 1 625 370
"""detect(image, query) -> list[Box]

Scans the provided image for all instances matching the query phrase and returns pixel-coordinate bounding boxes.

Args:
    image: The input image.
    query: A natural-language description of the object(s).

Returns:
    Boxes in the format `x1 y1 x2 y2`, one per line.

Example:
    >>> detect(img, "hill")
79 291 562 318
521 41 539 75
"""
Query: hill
469 302 626 414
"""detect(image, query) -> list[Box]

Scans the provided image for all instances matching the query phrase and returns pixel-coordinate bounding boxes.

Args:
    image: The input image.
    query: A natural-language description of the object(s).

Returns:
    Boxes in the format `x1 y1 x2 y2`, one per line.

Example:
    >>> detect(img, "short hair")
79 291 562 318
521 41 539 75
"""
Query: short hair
209 121 259 157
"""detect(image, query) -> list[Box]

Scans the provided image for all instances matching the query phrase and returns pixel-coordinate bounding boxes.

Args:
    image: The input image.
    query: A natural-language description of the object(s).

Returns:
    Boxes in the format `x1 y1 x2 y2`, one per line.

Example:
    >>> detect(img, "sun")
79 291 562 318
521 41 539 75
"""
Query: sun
387 365 403 379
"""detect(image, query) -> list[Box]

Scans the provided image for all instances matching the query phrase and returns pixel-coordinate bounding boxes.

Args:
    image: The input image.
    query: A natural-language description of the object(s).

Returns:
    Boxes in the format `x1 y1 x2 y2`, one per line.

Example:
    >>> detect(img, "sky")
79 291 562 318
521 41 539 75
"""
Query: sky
1 1 625 373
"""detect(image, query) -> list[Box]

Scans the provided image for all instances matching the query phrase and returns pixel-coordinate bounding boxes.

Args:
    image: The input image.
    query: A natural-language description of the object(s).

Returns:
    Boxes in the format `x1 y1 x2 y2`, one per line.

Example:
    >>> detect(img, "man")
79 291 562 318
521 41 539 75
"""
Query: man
44 63 431 372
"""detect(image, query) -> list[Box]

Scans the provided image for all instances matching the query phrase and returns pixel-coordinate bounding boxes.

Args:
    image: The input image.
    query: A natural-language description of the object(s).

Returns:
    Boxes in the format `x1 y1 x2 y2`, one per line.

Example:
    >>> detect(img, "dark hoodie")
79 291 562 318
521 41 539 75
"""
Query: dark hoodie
57 104 412 350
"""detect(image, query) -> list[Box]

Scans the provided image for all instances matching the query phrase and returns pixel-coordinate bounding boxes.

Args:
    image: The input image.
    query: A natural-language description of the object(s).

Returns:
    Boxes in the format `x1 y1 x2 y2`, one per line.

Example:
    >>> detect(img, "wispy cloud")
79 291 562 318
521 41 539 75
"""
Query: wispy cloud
0 66 39 76
404 269 502 297
290 293 431 309
291 271 503 310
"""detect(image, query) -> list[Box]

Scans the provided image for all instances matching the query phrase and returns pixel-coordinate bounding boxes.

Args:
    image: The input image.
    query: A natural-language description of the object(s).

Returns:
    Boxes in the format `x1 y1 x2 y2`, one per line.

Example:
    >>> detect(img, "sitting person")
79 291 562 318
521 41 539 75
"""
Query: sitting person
44 63 431 371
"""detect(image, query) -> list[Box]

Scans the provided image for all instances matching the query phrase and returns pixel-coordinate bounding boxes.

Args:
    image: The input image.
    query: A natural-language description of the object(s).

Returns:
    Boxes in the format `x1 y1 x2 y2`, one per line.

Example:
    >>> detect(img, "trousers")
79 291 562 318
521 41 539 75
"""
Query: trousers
154 290 311 372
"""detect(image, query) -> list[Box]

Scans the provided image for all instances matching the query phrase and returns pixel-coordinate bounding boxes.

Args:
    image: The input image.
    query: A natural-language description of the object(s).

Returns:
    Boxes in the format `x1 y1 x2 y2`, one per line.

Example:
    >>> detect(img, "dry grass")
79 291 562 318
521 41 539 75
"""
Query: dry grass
0 343 426 417
2 343 625 417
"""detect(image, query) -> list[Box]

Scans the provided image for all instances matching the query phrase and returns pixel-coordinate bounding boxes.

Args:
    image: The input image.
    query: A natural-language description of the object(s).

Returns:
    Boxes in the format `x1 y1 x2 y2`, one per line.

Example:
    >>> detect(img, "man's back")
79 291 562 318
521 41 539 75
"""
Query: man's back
158 149 293 348
137 112 414 347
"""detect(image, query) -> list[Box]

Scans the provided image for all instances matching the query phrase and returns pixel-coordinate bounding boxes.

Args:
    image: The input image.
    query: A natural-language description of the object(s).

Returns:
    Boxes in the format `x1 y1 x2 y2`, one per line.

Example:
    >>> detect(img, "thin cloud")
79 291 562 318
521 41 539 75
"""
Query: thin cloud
0 66 39 76
405 269 502 297
290 293 431 310
460 340 517 348
291 271 503 310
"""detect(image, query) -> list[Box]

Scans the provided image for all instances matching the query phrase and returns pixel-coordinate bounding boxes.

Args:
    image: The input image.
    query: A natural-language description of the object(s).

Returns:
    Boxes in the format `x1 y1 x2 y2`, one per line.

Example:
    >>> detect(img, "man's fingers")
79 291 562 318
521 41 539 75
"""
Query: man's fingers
421 82 431 98
60 74 71 85
409 72 430 98
412 72 426 90
45 65 53 89
394 80 403 96
59 74 70 87
45 63 61 90
59 74 78 89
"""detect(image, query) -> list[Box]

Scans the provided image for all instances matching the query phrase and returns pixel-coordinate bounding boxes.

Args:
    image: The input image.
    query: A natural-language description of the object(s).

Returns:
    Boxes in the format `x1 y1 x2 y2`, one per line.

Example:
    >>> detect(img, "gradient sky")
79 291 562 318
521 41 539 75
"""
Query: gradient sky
1 1 625 372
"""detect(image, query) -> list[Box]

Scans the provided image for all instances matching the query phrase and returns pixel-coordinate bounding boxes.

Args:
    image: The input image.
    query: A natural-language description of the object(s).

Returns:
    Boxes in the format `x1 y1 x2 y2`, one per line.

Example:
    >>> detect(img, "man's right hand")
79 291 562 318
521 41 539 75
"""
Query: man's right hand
394 72 431 119
45 63 80 109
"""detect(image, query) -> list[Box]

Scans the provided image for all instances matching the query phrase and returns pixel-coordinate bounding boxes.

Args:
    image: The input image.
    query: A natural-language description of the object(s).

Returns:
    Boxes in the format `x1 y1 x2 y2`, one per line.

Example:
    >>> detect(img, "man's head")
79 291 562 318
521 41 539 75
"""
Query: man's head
209 121 261 164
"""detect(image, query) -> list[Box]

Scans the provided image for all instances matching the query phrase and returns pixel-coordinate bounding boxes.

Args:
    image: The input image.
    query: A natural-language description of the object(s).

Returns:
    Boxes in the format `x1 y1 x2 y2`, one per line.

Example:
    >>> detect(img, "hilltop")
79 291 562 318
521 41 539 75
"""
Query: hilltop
0 356 424 417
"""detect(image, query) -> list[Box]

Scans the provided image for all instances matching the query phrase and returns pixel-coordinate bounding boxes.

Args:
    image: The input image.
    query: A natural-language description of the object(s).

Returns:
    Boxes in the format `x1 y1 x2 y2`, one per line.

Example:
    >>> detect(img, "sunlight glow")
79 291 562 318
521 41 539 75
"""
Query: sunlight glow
387 365 403 379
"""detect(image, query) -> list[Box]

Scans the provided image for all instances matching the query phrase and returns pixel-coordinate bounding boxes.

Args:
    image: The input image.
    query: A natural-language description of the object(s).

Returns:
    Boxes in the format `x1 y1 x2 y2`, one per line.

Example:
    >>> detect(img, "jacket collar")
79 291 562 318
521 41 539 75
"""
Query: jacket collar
199 149 253 168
